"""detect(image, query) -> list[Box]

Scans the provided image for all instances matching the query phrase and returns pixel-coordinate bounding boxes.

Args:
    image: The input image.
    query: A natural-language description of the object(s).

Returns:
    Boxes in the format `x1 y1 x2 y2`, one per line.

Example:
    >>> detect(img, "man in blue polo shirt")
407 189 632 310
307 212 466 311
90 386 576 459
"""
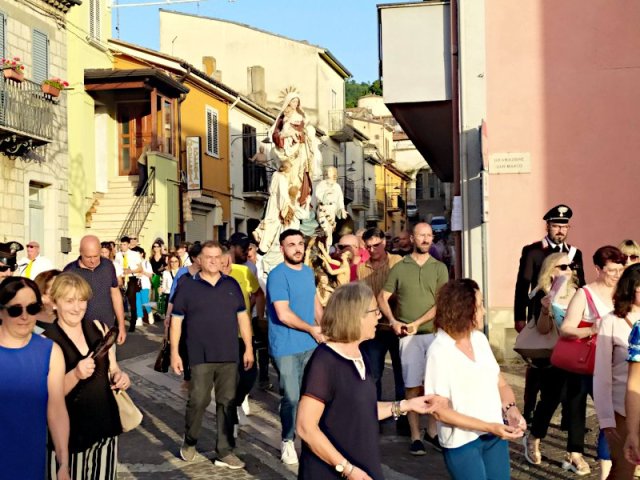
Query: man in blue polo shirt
170 240 254 471
267 229 323 465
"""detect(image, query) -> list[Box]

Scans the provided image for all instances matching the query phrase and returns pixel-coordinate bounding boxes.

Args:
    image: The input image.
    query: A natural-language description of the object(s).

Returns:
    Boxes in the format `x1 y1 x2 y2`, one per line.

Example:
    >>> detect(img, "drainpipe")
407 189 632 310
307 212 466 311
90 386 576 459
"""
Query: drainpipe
176 65 191 243
451 0 462 280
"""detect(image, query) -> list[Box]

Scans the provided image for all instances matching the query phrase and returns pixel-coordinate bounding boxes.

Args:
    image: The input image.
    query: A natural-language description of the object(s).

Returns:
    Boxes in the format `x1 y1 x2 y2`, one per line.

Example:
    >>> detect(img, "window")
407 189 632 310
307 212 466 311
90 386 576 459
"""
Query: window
0 13 5 60
29 182 46 247
89 0 101 41
331 89 337 109
32 30 48 84
205 106 219 157
333 154 338 168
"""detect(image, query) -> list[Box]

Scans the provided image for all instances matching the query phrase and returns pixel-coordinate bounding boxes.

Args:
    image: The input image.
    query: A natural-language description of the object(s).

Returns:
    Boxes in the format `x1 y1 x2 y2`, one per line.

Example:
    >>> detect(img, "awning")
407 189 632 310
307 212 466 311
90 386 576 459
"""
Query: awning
386 100 453 182
84 69 189 99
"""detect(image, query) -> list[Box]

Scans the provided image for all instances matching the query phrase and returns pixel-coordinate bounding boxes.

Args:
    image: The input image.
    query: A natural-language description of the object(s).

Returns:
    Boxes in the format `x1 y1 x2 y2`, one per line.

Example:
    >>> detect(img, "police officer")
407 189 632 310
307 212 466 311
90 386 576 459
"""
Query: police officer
0 242 23 282
514 204 585 423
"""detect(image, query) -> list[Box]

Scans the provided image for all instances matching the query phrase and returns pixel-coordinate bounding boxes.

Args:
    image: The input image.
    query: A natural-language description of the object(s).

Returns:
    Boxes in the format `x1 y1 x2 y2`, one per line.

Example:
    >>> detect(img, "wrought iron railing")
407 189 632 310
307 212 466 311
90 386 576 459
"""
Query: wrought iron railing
328 109 346 132
0 77 54 141
243 162 269 193
341 177 354 202
117 167 156 241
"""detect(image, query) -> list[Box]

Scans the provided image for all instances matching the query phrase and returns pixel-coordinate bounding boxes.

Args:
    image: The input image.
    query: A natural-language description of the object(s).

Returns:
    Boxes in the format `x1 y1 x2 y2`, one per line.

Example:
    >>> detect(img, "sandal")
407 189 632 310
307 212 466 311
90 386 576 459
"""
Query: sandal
523 433 541 465
562 452 591 476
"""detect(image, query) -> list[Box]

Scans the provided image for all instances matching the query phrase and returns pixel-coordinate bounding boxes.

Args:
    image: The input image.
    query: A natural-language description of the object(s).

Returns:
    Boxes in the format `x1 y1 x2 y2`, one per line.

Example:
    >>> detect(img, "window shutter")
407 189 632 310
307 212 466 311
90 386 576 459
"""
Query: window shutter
89 0 100 40
206 106 219 157
32 30 48 84
0 13 5 61
242 124 256 160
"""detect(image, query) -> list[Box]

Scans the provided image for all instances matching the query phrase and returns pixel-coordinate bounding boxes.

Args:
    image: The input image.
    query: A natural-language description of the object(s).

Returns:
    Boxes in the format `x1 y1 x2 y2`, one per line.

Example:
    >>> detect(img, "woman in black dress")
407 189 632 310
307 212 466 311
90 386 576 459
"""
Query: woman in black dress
296 282 433 479
149 241 167 304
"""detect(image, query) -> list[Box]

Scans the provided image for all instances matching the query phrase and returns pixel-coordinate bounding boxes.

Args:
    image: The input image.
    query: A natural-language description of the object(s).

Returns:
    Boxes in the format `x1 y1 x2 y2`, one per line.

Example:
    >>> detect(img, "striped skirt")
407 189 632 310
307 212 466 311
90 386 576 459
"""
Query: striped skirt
48 436 118 480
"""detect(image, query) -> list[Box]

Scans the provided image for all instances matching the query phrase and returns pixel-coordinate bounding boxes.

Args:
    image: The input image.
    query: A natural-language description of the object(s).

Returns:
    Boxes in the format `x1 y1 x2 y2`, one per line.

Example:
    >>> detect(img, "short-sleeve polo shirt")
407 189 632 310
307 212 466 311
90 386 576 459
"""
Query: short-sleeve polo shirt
64 257 118 327
172 273 245 365
382 255 449 334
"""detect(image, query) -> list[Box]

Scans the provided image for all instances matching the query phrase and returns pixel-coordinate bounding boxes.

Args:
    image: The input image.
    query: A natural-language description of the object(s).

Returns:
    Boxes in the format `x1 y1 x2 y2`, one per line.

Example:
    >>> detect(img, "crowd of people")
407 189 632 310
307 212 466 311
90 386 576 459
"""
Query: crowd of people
3 203 640 479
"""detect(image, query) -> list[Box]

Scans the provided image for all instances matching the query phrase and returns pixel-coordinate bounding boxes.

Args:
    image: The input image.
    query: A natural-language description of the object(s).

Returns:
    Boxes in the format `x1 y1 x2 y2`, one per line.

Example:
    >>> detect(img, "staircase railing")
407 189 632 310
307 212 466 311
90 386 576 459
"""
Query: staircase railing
116 167 156 241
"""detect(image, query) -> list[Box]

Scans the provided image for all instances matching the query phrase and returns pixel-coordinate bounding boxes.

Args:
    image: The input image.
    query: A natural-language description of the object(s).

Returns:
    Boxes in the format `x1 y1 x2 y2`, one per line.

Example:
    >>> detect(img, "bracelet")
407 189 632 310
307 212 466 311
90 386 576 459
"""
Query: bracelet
502 402 517 416
391 400 407 420
344 462 354 478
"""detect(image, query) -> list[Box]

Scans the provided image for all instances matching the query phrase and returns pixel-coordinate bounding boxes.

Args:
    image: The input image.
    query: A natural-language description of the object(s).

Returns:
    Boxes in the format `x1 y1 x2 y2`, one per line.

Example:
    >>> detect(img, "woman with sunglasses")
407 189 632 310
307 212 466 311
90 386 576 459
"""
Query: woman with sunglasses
593 264 640 479
0 277 70 480
560 246 626 476
43 272 130 479
523 253 579 466
619 240 640 268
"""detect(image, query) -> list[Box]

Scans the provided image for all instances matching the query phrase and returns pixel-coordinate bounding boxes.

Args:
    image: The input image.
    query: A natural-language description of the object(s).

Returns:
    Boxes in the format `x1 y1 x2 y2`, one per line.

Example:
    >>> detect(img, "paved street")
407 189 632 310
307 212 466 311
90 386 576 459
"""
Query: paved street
116 325 601 479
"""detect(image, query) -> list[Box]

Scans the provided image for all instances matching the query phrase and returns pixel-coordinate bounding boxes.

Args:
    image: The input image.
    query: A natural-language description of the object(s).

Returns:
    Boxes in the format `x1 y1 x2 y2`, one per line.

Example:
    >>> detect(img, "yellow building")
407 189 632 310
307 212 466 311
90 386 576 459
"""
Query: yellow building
65 0 116 249
375 163 410 236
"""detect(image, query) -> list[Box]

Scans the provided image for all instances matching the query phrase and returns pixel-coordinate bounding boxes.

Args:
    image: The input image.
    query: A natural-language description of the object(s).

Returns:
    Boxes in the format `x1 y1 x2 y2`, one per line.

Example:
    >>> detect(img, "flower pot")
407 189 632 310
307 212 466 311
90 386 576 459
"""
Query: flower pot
3 69 24 82
42 83 61 98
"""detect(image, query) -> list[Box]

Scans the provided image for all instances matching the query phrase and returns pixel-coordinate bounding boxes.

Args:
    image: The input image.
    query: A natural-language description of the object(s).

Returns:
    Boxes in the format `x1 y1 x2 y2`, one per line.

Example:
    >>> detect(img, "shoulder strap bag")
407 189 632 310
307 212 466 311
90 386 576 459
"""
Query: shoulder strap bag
550 288 600 375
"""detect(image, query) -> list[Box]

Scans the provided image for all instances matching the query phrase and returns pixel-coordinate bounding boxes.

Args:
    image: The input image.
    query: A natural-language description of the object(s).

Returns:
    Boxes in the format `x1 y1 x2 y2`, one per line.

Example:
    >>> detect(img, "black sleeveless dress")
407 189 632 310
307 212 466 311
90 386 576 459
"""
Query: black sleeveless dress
44 319 122 452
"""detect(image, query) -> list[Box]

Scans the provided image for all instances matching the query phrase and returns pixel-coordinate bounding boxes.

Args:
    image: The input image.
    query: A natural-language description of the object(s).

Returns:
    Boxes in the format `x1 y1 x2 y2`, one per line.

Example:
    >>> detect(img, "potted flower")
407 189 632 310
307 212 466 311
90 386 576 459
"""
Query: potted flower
41 78 69 98
2 57 25 82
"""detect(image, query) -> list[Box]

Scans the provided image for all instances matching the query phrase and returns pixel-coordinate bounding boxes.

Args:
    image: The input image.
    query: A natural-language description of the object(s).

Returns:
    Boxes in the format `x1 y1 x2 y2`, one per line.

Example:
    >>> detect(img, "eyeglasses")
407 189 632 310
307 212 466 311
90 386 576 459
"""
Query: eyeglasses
603 266 625 276
365 242 384 251
1 302 41 317
366 308 382 316
26 245 37 249
555 263 576 271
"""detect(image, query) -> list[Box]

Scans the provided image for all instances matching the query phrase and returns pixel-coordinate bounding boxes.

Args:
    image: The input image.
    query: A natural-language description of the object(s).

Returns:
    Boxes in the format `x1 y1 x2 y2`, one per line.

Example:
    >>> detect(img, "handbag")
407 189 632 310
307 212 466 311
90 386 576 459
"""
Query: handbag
113 389 143 432
154 338 171 373
514 312 559 360
550 287 600 375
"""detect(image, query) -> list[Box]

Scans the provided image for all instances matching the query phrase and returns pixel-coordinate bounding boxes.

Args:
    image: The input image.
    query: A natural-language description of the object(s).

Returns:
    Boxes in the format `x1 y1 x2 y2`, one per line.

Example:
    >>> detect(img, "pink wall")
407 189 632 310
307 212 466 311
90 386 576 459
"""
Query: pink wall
485 0 640 308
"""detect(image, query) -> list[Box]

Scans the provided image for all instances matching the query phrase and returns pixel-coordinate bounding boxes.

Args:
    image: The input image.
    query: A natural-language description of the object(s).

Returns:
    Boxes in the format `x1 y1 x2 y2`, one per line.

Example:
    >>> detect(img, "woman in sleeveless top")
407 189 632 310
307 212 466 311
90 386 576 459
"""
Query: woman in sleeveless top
560 246 626 477
44 273 131 479
523 253 579 466
0 277 70 480
594 264 640 479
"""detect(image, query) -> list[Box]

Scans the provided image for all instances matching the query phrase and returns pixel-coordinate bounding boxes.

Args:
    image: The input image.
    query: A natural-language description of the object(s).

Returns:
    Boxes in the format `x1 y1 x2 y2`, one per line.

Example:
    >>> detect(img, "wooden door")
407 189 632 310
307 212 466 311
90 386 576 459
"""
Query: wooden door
117 102 152 176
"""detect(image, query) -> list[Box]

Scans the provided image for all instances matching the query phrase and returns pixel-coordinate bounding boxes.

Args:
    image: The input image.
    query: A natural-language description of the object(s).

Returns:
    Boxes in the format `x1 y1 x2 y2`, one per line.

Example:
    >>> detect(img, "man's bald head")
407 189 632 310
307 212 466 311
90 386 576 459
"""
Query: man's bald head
79 235 101 270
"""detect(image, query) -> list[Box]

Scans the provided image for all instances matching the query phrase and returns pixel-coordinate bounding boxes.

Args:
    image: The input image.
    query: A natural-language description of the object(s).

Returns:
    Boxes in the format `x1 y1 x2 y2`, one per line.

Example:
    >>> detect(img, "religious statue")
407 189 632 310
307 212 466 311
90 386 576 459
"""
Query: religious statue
314 166 348 251
315 273 334 307
270 92 319 205
316 242 351 286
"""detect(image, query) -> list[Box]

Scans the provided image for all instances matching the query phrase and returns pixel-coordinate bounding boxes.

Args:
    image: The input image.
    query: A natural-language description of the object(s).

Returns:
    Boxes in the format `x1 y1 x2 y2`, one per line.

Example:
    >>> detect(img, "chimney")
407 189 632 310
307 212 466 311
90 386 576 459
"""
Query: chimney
247 65 266 107
202 56 216 76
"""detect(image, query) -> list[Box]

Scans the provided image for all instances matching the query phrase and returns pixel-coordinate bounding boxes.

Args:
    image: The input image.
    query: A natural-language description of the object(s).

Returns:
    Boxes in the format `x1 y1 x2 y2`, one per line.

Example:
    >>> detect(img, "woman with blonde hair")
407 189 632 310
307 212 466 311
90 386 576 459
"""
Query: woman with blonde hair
44 272 131 479
523 253 579 466
296 282 433 479
619 240 640 268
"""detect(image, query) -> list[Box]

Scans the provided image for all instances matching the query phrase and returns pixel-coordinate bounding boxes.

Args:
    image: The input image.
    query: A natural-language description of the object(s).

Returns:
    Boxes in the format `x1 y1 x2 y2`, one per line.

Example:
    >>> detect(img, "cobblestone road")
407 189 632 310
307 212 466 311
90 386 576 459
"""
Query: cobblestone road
116 326 602 479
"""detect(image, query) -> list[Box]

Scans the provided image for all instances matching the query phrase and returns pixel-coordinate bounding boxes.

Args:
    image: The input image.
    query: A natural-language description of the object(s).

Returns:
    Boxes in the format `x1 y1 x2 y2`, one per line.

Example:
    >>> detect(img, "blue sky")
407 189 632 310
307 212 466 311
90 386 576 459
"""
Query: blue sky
111 0 407 82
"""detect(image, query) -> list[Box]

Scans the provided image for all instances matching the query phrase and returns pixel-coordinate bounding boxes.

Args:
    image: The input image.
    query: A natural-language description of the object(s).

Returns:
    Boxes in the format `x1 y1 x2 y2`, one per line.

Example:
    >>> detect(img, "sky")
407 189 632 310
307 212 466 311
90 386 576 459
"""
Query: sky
111 0 407 83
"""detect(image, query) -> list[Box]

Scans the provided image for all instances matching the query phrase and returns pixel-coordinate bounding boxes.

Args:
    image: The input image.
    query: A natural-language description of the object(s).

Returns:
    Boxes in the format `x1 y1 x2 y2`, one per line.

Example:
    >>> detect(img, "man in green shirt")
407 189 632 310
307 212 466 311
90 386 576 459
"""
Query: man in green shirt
379 222 449 455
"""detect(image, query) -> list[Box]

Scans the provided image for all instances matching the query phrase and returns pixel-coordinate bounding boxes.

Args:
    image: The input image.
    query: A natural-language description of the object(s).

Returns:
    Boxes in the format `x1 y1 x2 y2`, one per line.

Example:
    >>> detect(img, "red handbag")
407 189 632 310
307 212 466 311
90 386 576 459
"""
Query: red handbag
550 288 600 375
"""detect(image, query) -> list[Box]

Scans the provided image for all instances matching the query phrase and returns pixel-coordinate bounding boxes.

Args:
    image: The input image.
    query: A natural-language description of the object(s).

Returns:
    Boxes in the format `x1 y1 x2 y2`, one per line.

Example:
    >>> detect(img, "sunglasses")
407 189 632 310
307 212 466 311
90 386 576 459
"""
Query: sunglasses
26 245 38 249
1 302 41 317
626 255 640 262
0 265 11 272
337 244 355 250
555 263 576 271
365 242 383 250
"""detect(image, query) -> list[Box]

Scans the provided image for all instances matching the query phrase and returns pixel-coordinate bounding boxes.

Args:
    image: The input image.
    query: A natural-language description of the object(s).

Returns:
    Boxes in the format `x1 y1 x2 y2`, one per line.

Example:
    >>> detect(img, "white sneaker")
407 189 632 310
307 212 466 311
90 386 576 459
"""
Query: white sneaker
281 440 298 465
237 407 249 426
241 395 251 416
135 317 143 326
148 315 155 325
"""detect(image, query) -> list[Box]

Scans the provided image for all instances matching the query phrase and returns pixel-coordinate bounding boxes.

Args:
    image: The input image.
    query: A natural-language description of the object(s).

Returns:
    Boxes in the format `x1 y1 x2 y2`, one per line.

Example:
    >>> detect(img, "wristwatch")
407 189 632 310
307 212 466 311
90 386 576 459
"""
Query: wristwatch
335 459 348 475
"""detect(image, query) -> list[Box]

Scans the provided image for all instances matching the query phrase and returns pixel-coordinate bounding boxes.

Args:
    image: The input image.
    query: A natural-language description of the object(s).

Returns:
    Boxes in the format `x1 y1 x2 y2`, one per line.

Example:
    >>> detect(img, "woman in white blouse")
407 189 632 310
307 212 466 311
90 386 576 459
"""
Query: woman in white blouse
594 263 640 479
424 279 525 480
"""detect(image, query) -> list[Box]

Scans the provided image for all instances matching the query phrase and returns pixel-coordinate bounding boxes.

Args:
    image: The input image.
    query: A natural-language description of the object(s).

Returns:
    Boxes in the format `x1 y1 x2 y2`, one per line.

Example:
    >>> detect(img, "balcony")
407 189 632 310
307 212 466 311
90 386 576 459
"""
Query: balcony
328 109 354 143
0 77 55 156
351 187 371 211
341 177 354 204
243 162 269 201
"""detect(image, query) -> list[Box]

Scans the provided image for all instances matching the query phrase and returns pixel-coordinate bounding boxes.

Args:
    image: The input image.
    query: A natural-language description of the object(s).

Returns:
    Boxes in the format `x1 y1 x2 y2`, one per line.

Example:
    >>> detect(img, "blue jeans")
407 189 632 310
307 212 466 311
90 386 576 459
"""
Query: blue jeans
273 349 314 440
135 289 151 318
443 434 510 480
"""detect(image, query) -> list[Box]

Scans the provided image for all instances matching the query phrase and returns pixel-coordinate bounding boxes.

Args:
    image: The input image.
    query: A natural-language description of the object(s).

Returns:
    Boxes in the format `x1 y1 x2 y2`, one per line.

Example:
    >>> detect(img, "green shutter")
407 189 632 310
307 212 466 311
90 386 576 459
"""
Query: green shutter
32 30 48 84
0 13 5 61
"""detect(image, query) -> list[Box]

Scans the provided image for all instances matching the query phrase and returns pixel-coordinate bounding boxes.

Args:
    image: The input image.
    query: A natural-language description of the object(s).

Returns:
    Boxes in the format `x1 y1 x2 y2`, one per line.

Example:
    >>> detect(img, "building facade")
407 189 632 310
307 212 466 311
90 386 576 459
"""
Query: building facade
0 0 79 267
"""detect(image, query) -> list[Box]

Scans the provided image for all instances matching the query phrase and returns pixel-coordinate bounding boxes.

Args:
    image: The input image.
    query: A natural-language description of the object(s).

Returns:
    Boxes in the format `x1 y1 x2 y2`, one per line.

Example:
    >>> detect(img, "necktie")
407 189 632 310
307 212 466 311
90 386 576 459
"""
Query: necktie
24 260 34 279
